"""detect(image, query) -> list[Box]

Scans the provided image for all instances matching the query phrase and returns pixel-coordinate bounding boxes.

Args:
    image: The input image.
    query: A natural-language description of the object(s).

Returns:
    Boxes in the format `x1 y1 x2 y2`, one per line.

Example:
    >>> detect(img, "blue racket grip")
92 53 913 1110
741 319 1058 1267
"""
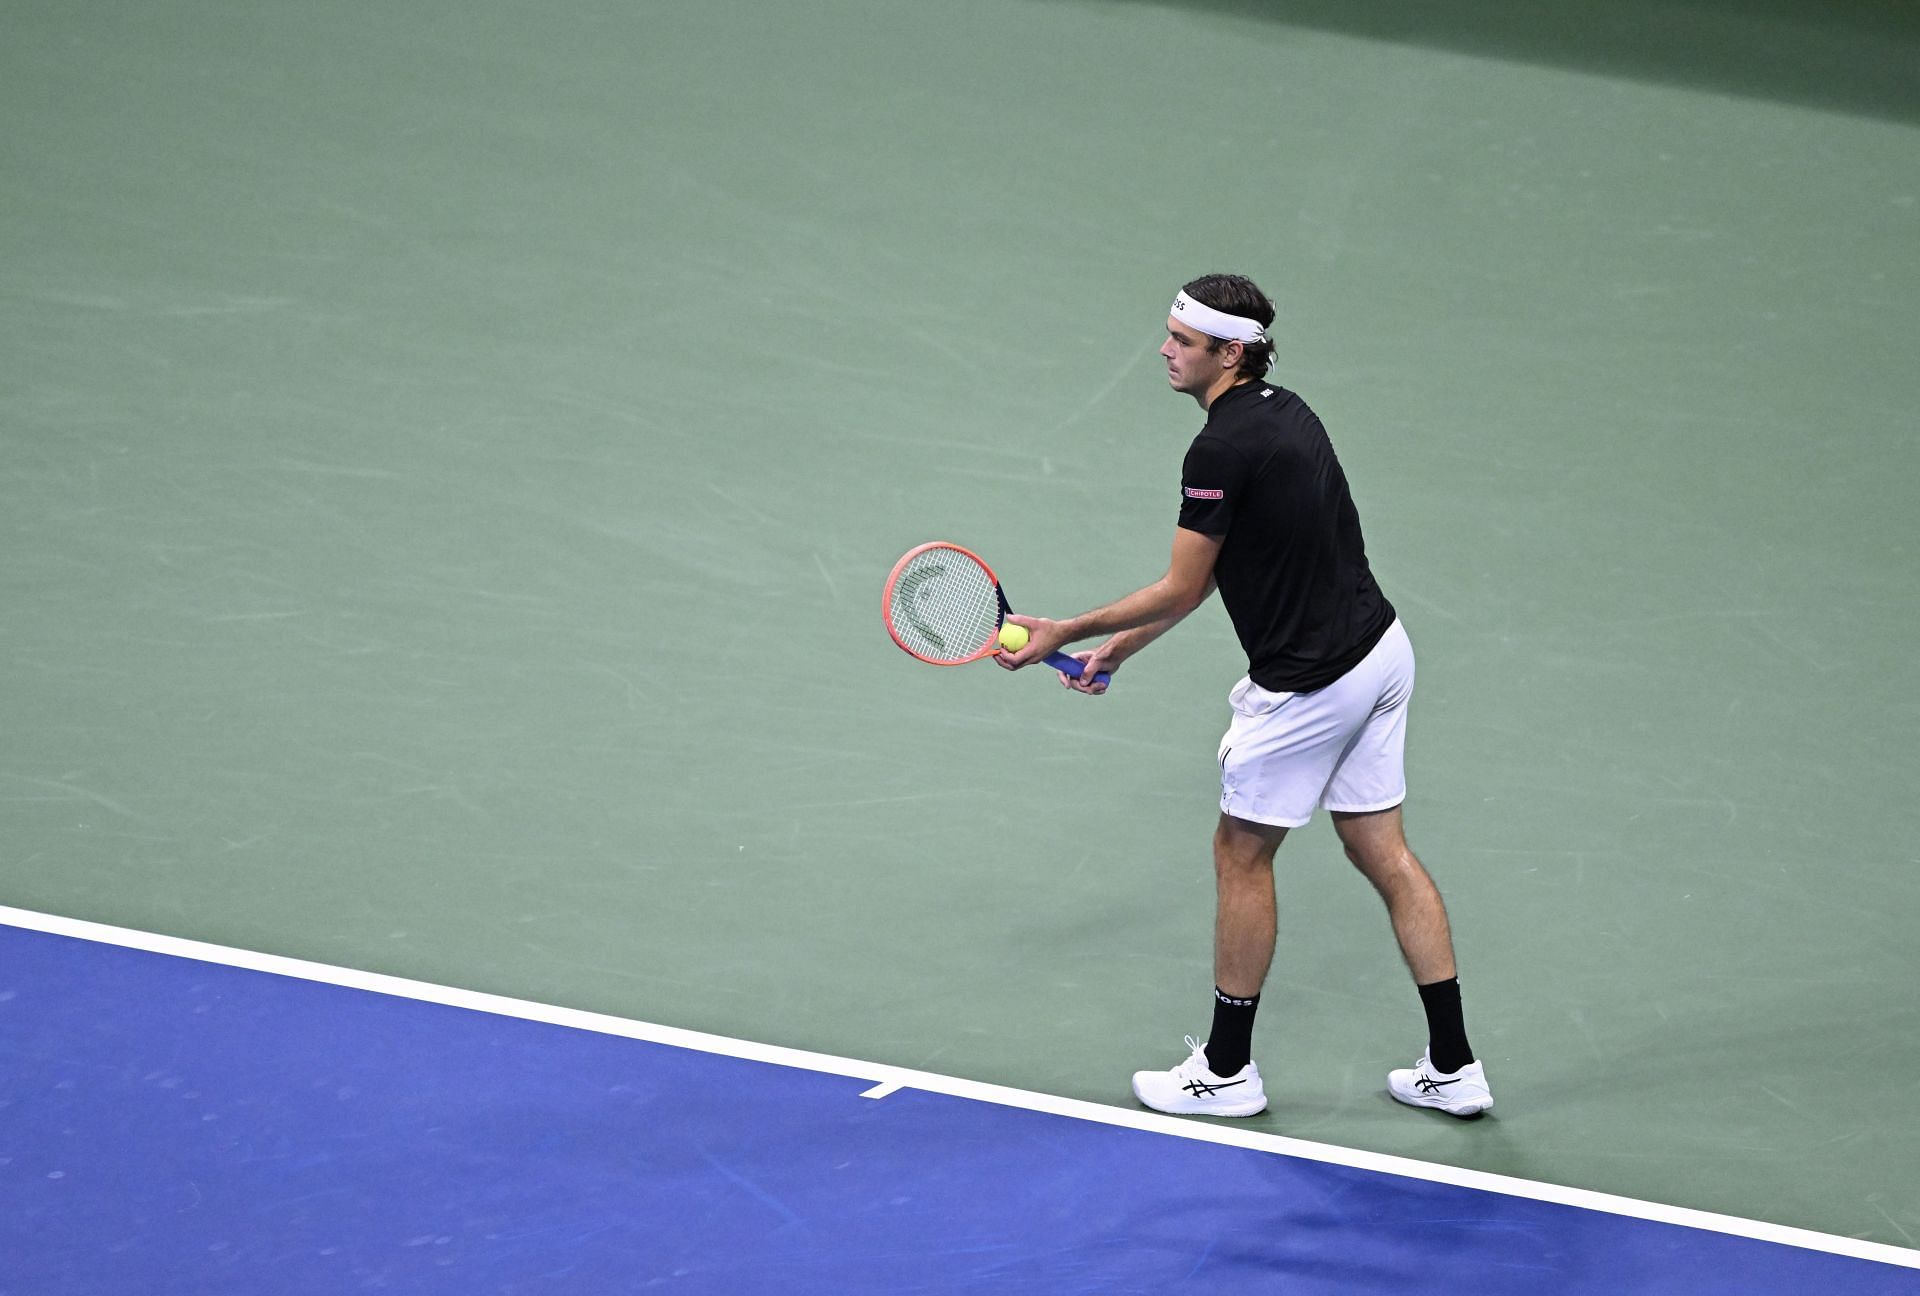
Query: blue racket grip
1044 650 1112 687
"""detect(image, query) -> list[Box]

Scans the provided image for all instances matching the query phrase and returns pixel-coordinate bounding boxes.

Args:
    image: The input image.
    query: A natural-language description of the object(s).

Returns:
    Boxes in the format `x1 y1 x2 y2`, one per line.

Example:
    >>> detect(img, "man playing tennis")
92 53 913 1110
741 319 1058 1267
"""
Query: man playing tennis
998 274 1492 1119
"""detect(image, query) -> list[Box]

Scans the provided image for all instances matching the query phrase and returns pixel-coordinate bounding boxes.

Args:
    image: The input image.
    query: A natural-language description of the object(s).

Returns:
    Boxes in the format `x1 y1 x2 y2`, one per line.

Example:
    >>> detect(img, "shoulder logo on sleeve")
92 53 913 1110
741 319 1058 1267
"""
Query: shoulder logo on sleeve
1183 486 1225 500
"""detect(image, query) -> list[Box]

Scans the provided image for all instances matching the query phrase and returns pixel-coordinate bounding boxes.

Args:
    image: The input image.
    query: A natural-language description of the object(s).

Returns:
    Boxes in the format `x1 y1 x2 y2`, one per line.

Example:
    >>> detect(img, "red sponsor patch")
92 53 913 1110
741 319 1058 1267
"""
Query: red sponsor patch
1183 487 1225 500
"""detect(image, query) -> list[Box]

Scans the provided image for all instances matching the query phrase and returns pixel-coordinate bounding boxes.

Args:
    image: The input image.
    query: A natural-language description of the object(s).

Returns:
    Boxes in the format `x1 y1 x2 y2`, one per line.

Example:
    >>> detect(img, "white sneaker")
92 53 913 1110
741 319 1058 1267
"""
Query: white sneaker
1387 1051 1493 1117
1131 1036 1267 1117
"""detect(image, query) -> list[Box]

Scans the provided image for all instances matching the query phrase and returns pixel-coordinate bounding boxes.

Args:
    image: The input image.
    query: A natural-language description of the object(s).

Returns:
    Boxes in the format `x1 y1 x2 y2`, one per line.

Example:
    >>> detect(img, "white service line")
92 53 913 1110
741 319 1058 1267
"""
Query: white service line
3 904 1914 1272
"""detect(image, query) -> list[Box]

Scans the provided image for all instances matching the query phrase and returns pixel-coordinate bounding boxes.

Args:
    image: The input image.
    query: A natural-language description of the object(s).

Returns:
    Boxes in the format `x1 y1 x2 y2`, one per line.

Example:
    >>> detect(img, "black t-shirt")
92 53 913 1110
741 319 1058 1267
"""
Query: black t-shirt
1177 381 1395 692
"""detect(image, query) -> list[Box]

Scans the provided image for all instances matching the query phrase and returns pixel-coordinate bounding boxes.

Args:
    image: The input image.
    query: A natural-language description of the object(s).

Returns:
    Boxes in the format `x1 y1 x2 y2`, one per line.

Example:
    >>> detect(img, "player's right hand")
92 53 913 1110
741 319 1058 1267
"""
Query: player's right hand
1059 646 1117 695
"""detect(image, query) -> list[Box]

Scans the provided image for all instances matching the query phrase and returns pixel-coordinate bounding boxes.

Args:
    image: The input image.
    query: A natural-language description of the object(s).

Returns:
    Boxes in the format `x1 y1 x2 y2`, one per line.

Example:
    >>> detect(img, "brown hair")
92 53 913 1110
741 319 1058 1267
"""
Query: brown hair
1183 273 1275 378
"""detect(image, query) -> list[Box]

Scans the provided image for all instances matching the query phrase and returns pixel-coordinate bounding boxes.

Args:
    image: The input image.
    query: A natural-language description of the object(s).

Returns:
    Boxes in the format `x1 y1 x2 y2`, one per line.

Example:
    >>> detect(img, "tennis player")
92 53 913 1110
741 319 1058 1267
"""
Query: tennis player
998 274 1492 1119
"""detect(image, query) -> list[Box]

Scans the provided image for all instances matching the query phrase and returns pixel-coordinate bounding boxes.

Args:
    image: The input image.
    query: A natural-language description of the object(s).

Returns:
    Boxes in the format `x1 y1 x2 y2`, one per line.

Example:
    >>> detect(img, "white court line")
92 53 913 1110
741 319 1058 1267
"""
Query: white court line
3 903 1915 1273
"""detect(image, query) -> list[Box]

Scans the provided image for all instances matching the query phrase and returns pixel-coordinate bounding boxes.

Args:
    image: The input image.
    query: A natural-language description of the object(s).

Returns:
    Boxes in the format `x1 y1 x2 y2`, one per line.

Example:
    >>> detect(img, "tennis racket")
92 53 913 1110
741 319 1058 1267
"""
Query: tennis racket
882 541 1111 685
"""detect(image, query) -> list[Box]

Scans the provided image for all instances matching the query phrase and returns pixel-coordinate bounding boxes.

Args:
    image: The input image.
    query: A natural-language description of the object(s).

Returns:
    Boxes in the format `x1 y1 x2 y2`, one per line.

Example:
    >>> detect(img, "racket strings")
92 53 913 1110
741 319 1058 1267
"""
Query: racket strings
887 549 1000 663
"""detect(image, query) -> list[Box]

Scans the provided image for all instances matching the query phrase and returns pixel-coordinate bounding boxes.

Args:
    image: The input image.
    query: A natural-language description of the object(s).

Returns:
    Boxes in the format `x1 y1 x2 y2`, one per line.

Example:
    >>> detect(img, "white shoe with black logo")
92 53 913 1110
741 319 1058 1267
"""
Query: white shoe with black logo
1387 1050 1493 1117
1131 1036 1267 1117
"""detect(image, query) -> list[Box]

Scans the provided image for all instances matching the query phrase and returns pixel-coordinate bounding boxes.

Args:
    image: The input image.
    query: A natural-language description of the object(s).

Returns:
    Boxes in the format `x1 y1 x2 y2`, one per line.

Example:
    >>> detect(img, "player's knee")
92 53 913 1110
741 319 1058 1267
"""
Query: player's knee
1214 839 1266 878
1337 831 1385 869
1213 820 1284 878
1344 839 1425 890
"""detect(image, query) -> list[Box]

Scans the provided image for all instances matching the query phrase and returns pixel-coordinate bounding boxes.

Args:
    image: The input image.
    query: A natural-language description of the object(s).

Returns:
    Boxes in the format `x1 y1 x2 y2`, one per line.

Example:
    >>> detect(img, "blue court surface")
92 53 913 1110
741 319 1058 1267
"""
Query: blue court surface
3 912 1916 1295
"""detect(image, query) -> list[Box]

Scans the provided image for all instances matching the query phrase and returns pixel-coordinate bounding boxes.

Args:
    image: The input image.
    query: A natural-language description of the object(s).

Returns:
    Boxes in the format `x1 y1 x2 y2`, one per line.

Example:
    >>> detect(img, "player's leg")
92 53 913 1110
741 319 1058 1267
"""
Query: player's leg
1332 806 1492 1116
1318 622 1492 1115
1130 813 1283 1118
1205 812 1287 1082
1130 670 1347 1120
1213 811 1286 998
1330 806 1454 984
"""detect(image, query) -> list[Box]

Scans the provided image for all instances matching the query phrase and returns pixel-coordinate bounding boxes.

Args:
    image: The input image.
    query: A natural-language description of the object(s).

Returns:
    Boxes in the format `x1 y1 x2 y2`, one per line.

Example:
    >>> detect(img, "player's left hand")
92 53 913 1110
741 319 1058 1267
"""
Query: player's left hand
993 614 1066 670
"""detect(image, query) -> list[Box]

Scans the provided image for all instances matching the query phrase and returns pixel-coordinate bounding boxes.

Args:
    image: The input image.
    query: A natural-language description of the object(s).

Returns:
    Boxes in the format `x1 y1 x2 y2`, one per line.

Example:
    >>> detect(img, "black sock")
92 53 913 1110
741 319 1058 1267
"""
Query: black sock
1418 977 1474 1075
1204 987 1260 1077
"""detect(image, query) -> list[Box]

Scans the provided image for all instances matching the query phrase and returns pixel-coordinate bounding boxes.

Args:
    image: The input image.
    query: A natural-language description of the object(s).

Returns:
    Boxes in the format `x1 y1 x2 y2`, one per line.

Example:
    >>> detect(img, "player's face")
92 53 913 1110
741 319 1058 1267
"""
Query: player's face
1160 317 1231 398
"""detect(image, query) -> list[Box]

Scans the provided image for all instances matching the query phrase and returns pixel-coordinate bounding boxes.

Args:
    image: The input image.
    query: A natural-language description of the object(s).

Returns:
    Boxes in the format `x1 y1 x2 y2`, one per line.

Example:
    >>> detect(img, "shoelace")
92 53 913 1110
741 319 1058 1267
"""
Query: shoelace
1174 1035 1209 1076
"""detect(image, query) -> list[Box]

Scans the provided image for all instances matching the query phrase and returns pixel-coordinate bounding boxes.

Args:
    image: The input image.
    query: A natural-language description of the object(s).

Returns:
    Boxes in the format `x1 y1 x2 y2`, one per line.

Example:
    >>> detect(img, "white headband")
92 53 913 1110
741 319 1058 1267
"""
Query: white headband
1170 290 1267 344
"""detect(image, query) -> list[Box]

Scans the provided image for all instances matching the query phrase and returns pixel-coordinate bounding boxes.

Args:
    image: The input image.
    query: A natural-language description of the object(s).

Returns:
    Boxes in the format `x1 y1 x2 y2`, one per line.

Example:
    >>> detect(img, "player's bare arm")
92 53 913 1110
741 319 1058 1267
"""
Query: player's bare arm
1100 573 1215 661
998 528 1222 670
1053 576 1217 695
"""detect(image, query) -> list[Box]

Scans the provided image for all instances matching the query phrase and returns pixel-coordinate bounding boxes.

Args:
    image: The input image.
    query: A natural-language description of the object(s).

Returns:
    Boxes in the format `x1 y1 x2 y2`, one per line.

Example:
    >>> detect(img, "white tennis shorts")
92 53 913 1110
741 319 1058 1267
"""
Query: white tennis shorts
1217 619 1414 828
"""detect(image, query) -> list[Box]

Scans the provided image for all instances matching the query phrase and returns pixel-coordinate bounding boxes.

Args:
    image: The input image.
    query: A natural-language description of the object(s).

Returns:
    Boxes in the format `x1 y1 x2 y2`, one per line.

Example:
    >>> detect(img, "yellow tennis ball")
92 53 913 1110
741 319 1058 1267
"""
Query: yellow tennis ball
998 622 1029 652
